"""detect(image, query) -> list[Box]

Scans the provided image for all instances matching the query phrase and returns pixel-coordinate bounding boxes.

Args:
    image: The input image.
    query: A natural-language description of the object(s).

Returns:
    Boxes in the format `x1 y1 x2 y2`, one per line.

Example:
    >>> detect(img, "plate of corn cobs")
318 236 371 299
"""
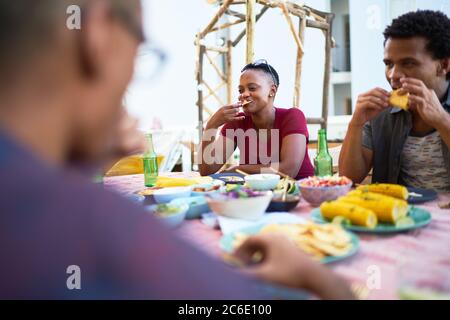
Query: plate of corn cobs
311 183 432 233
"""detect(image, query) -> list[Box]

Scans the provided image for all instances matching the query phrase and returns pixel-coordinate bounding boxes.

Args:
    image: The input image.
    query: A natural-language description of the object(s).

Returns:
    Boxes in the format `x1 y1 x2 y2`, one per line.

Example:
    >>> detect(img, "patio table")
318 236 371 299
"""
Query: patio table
104 173 450 300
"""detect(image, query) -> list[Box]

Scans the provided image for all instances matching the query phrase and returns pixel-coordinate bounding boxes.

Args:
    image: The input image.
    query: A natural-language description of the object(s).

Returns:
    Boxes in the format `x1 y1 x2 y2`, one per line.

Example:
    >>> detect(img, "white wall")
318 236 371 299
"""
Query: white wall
331 0 350 72
334 83 351 115
349 0 388 108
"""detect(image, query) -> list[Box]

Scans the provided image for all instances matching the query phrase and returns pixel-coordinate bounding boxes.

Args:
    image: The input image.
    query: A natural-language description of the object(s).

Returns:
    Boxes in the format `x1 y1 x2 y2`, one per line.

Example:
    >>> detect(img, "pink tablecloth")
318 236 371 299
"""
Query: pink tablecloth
104 173 450 300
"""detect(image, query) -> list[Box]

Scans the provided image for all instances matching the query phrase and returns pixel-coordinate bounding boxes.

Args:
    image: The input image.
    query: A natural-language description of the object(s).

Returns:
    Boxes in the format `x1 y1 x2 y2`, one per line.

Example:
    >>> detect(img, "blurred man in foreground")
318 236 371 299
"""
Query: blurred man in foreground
0 0 352 299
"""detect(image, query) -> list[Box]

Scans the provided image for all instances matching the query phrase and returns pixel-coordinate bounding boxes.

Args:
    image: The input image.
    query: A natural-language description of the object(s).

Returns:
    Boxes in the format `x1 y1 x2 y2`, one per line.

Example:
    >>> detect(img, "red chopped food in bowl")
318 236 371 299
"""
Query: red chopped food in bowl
300 176 352 188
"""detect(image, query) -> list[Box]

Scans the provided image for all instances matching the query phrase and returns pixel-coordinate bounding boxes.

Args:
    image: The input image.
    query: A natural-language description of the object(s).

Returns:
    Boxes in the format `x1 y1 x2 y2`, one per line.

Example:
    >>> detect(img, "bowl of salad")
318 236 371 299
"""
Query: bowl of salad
145 203 189 228
298 176 352 207
206 185 272 220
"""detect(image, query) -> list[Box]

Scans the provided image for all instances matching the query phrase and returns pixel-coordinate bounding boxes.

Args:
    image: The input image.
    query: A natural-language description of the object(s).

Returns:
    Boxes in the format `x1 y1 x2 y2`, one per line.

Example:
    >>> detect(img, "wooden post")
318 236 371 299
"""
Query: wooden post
321 14 334 130
246 0 256 63
293 17 306 107
226 40 233 104
232 5 268 47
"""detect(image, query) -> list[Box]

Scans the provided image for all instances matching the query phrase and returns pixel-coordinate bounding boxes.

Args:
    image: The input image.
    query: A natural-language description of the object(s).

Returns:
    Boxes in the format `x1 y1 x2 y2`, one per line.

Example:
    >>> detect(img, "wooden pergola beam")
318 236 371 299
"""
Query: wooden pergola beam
232 5 268 47
203 81 227 101
225 8 246 20
320 12 335 130
199 0 235 39
255 0 278 8
229 1 247 5
246 0 256 64
303 5 331 20
306 118 326 125
279 2 304 53
293 17 306 107
204 50 227 81
292 3 326 22
202 80 225 106
208 18 246 33
306 19 329 30
193 39 229 53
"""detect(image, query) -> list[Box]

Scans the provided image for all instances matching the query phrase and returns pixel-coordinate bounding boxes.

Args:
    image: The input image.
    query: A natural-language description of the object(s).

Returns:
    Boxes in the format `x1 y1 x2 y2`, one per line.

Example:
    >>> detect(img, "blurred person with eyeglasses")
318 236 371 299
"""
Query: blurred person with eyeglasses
0 0 352 299
198 60 314 180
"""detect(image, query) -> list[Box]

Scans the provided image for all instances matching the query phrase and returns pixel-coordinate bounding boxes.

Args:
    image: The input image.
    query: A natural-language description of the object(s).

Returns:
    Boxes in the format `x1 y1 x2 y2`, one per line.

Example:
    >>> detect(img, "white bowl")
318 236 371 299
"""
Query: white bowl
153 187 192 204
145 204 189 228
244 174 281 191
170 196 210 219
206 191 272 221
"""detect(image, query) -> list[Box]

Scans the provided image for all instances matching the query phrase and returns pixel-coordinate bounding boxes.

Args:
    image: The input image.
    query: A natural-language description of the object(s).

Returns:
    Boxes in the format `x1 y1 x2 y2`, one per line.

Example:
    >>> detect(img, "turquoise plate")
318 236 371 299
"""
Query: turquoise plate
220 223 360 264
311 206 432 233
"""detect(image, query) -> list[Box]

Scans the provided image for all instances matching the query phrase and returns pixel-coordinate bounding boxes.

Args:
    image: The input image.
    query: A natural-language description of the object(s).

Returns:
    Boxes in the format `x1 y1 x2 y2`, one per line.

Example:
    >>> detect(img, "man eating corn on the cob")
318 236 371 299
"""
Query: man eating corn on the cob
339 11 450 192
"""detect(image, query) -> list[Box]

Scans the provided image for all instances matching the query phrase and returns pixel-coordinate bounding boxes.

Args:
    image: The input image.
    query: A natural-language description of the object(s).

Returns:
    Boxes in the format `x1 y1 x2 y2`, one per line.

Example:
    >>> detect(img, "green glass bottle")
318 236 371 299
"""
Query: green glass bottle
314 129 333 177
143 133 158 187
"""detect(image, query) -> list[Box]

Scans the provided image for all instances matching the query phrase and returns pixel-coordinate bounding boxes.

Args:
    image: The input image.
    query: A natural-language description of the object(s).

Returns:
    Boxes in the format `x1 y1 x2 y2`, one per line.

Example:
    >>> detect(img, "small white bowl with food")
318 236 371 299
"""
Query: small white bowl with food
206 185 272 221
145 203 189 228
244 174 281 191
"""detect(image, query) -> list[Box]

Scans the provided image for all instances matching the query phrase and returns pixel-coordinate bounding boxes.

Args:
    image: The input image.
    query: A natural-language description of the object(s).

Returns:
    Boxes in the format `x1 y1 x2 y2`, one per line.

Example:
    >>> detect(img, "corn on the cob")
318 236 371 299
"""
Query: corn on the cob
156 176 212 187
339 196 400 223
320 201 378 228
356 183 409 200
346 190 409 220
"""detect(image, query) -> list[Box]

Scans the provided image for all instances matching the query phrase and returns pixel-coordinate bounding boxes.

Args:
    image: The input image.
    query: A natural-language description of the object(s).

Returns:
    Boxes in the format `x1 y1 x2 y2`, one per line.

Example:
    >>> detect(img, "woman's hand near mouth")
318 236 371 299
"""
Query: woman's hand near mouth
206 103 246 129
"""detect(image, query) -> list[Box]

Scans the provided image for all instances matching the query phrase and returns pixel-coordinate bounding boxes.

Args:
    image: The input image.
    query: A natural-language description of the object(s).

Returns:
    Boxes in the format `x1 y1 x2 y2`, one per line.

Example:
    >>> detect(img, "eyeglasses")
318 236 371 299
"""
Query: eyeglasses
243 59 278 86
81 2 166 84
130 41 167 84
113 6 167 83
80 3 167 85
